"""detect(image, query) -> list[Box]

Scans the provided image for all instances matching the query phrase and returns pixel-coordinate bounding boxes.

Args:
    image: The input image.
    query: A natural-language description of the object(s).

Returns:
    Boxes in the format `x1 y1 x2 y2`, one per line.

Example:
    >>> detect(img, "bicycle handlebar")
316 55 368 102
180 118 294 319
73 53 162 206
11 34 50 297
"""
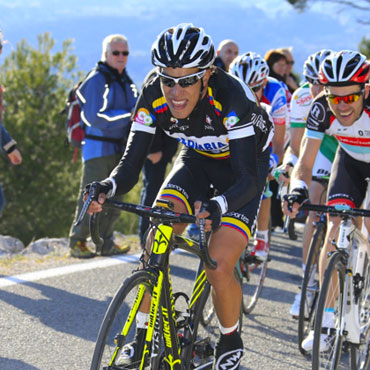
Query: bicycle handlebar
77 185 217 269
300 203 370 218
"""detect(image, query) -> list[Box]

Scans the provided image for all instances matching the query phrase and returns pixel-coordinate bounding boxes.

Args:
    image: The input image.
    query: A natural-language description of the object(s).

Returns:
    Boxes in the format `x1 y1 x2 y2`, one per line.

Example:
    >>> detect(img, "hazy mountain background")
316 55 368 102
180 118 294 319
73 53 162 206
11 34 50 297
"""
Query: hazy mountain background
1 0 369 87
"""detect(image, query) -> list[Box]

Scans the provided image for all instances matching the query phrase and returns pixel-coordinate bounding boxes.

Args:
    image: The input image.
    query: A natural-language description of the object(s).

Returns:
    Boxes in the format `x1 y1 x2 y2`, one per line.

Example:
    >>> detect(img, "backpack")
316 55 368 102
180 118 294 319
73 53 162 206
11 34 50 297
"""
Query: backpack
62 65 113 163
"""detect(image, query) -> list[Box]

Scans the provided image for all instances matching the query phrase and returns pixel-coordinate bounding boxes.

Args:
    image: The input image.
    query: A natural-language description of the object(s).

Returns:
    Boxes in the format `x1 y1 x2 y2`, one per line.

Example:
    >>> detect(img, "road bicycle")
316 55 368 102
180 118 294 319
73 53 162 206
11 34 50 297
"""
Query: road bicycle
76 186 243 369
300 204 370 370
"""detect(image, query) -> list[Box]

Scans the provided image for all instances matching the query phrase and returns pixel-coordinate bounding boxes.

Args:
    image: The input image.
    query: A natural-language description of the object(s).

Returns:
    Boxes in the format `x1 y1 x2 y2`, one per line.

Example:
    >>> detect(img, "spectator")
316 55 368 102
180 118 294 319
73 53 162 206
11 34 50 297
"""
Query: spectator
68 34 138 258
0 121 22 215
0 30 22 216
264 49 288 83
277 47 299 93
214 39 239 71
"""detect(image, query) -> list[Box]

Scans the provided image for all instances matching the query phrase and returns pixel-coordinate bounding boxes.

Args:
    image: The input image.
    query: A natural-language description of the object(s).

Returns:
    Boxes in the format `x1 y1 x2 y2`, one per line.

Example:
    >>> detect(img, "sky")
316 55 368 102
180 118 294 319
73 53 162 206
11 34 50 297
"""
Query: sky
0 0 369 85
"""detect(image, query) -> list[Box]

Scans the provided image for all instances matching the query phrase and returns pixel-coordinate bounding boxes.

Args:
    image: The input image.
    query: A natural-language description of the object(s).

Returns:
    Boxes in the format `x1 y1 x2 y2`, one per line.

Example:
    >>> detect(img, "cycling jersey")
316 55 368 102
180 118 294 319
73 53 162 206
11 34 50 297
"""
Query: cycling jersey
261 77 287 127
290 82 338 164
306 92 370 163
110 68 274 229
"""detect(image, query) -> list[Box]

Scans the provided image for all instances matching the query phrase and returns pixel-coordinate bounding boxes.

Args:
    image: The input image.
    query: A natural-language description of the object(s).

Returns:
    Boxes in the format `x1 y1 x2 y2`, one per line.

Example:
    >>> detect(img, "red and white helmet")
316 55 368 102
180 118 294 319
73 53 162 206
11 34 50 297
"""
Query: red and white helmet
229 52 269 87
319 50 370 86
151 23 215 69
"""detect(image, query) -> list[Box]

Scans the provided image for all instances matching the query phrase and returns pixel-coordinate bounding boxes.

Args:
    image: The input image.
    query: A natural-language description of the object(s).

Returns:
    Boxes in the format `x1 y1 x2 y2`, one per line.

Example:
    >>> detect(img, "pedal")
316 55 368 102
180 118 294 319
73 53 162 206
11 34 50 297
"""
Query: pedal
194 338 214 359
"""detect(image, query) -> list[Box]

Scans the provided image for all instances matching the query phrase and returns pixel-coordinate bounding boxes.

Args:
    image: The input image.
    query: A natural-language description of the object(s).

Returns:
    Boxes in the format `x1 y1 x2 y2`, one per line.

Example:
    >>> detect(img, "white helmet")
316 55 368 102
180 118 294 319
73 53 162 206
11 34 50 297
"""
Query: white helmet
151 23 215 69
303 49 333 84
229 52 269 87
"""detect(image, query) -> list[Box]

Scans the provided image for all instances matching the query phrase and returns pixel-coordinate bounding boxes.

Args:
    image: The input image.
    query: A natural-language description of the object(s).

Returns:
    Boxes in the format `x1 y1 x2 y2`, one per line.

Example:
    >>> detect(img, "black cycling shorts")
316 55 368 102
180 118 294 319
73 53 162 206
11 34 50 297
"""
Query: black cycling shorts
157 147 269 243
328 147 370 208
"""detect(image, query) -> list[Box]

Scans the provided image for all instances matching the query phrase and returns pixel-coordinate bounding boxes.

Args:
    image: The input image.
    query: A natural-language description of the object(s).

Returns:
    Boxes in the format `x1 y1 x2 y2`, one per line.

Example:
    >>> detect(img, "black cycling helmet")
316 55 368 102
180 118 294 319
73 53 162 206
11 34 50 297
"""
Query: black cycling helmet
303 49 333 85
319 50 370 86
151 23 215 69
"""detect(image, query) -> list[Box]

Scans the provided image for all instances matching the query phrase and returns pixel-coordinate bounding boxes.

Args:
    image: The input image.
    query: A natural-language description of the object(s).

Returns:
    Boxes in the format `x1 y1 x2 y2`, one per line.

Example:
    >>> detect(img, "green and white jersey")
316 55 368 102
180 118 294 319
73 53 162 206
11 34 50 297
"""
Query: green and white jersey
290 82 312 129
290 82 338 164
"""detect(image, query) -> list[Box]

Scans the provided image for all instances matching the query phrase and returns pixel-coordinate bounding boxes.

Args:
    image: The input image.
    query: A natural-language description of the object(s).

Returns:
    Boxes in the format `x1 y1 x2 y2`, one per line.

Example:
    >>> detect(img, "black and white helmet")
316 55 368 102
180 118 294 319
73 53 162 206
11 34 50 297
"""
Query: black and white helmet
151 23 215 69
319 50 370 86
303 49 333 84
229 52 269 87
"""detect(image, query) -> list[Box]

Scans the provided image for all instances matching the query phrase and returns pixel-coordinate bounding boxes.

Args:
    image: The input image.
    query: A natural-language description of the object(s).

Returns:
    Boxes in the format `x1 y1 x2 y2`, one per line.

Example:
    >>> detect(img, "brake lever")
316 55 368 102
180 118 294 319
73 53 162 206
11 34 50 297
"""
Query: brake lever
74 184 99 227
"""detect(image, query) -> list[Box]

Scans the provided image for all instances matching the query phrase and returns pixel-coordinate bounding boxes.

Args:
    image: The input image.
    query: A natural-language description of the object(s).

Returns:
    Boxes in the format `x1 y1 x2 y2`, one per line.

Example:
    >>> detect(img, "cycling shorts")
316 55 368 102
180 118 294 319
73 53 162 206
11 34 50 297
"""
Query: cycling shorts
312 149 332 180
157 147 269 243
328 147 370 208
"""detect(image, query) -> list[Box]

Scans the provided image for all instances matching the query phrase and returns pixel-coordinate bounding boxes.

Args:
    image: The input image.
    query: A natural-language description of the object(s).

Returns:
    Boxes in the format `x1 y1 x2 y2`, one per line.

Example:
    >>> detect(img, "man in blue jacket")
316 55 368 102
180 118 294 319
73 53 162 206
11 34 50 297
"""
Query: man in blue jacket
69 34 138 258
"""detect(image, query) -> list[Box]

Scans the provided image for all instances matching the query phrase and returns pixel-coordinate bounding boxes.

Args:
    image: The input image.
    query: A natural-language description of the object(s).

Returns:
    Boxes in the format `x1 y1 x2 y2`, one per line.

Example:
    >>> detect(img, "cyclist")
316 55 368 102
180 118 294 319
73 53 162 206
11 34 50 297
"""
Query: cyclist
86 23 274 369
283 50 370 351
230 52 287 262
277 50 339 318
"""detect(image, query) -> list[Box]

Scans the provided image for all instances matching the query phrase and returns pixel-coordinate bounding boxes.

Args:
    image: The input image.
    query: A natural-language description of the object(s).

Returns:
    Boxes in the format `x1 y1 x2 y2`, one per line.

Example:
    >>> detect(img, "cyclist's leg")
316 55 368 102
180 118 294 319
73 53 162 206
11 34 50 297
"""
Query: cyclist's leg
321 148 368 286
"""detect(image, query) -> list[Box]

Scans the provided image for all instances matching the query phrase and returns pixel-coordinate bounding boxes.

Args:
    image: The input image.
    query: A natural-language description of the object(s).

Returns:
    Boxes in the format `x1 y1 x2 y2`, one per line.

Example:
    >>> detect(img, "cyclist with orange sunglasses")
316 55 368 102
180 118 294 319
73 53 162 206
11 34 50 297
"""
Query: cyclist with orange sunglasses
283 50 370 351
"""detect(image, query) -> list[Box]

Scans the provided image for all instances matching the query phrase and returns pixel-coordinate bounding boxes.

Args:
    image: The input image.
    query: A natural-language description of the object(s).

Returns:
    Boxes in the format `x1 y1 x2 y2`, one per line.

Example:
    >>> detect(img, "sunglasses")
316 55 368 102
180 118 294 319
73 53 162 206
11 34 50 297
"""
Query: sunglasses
325 89 364 105
251 83 264 93
112 50 129 56
286 60 295 66
158 70 206 88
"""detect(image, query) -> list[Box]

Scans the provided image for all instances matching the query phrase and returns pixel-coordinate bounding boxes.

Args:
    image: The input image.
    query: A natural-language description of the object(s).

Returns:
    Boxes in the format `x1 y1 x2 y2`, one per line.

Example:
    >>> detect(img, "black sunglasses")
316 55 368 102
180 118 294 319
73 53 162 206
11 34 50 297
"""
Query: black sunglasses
112 50 129 56
157 70 206 88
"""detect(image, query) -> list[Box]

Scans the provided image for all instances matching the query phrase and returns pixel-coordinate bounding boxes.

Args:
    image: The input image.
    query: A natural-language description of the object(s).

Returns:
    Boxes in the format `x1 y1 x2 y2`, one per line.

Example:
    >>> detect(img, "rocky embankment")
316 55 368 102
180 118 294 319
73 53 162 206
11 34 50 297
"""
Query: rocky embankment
0 233 141 276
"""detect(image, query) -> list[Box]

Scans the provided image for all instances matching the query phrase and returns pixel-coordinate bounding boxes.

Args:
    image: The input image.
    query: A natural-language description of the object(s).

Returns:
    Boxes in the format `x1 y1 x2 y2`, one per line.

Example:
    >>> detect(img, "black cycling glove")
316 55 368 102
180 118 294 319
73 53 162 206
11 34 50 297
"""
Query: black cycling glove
283 187 309 208
84 180 113 200
202 200 222 231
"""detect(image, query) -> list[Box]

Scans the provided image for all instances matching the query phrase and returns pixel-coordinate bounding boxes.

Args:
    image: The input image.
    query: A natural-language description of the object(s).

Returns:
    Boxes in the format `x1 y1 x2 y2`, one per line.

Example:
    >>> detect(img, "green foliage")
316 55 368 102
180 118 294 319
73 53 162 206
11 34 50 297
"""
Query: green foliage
359 37 370 58
0 33 83 244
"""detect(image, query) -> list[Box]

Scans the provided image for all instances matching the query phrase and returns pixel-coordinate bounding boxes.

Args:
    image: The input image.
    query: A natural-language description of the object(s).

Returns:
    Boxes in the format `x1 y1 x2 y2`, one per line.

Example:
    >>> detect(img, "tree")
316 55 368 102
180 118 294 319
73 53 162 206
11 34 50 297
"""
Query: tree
0 32 82 244
359 37 370 58
286 0 370 24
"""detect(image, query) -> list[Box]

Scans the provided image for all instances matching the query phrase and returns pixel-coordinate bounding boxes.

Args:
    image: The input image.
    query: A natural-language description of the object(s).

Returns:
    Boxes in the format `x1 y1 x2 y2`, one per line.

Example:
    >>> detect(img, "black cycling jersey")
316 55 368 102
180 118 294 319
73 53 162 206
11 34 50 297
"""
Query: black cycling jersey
110 68 274 213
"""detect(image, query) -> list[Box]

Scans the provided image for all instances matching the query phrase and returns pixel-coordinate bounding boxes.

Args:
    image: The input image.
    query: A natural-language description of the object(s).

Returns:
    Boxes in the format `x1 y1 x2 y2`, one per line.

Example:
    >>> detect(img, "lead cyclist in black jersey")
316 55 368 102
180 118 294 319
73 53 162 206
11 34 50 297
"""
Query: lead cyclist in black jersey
85 23 274 369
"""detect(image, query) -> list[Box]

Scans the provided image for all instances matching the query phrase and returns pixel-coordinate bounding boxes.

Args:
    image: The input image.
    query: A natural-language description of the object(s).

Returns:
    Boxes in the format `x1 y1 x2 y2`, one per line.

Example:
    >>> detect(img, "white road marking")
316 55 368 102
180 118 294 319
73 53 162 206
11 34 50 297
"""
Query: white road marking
0 254 141 288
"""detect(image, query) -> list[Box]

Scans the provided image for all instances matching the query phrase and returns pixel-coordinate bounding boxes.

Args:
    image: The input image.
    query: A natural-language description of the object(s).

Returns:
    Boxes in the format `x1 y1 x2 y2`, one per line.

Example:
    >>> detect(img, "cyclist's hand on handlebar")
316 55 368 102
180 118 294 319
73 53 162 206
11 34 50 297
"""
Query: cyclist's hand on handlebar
194 200 222 232
83 180 113 215
282 187 309 219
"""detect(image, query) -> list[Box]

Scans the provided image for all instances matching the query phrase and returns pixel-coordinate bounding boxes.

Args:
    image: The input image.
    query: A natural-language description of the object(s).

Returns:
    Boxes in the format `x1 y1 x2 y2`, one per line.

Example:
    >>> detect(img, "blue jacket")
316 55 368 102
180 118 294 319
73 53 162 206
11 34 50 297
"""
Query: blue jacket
0 121 16 154
76 62 138 162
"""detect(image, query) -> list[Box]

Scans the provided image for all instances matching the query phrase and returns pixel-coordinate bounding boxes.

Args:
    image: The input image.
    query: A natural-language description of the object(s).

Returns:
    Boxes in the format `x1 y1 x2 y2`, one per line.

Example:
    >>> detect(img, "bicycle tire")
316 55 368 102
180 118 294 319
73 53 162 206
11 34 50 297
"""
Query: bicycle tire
241 249 269 315
298 221 325 355
350 253 370 370
312 251 347 370
90 270 157 370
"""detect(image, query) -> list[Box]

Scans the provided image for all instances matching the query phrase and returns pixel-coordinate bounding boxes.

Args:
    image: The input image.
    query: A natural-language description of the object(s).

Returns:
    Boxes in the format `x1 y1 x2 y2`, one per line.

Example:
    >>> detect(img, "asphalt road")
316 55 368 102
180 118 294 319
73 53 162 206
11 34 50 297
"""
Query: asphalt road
0 226 314 370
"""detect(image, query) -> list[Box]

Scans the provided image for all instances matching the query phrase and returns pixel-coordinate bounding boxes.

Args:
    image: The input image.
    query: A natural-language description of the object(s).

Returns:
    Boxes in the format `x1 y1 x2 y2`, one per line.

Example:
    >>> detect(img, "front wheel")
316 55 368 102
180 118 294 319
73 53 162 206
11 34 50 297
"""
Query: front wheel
312 251 346 370
298 221 325 355
90 270 157 370
350 253 370 370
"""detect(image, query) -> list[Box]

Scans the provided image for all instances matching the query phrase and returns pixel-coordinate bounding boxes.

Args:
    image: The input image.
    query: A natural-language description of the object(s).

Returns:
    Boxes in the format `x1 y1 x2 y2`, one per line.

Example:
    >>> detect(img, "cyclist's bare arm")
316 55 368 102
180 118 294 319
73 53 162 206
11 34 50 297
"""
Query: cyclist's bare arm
283 136 321 218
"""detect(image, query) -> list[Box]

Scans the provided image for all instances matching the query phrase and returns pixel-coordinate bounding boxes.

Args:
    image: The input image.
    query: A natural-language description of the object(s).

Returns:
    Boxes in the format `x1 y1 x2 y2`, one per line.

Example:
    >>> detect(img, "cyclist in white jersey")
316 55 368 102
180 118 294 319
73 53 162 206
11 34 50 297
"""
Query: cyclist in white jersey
230 52 287 262
283 50 370 351
278 50 339 318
